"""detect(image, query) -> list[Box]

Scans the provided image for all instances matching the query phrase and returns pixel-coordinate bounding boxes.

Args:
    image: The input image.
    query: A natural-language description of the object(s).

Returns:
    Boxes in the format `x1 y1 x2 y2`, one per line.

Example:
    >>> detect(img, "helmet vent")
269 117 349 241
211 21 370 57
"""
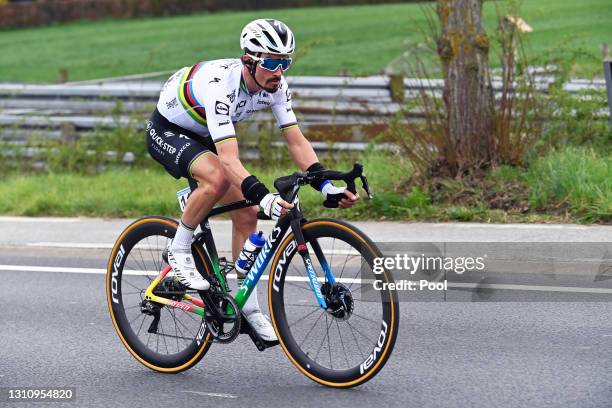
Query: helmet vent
249 38 263 49
262 30 276 46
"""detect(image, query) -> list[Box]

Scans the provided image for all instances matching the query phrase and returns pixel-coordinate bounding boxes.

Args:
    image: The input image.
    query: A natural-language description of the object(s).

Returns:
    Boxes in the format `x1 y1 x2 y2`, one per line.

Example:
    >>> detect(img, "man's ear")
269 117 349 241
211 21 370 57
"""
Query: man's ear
241 54 253 67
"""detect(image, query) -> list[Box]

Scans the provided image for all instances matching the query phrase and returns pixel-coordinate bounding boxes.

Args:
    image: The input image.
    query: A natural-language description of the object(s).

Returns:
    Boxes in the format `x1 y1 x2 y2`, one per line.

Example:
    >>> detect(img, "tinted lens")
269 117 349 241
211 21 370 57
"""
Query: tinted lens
260 58 291 71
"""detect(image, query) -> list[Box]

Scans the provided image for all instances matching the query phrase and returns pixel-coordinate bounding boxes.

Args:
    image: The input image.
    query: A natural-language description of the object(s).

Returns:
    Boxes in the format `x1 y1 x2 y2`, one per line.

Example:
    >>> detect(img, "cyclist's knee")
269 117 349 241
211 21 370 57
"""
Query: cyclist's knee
191 155 230 199
198 177 229 200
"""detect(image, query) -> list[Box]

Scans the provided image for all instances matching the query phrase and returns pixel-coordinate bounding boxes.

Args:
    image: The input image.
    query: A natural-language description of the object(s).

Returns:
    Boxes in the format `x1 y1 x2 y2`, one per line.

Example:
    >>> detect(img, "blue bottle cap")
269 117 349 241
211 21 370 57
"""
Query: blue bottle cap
249 231 266 247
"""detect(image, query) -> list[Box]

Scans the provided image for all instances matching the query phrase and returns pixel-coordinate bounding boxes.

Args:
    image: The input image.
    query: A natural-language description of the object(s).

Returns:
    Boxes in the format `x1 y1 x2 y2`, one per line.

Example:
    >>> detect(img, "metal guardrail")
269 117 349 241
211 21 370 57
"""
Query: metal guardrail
0 75 607 147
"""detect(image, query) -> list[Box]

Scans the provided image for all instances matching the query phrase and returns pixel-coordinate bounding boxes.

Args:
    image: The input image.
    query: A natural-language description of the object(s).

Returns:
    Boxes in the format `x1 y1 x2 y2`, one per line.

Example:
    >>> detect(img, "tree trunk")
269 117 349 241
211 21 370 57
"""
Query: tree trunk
436 0 496 175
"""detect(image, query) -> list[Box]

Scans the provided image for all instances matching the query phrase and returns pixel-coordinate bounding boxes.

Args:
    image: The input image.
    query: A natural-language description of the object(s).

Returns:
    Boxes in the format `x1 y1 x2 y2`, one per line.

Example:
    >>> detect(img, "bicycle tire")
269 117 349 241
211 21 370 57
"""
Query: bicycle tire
106 216 213 373
268 218 399 388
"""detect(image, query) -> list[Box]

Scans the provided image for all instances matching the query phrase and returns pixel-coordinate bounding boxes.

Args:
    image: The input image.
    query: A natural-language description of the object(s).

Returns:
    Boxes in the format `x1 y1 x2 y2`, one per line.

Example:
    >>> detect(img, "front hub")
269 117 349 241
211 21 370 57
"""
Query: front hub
321 282 354 320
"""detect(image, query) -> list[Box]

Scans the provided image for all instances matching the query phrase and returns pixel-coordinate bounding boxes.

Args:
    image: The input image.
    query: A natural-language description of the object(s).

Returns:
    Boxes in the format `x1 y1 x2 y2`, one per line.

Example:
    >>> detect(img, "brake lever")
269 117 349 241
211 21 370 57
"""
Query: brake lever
360 174 373 199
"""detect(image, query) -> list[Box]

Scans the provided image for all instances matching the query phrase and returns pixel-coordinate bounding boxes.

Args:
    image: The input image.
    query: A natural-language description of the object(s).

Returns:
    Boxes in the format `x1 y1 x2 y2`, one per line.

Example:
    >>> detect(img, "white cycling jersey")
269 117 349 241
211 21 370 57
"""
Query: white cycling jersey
157 58 297 146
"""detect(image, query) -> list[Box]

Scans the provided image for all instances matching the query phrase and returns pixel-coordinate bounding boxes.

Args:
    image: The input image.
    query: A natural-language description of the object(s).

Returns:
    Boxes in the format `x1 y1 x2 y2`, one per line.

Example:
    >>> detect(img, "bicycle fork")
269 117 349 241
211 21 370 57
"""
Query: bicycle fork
291 219 336 310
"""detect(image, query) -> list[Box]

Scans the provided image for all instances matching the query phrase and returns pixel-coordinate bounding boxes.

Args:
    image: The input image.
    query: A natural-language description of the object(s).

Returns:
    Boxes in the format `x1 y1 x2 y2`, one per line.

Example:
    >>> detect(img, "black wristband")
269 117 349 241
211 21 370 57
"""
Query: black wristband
306 162 326 191
241 175 270 204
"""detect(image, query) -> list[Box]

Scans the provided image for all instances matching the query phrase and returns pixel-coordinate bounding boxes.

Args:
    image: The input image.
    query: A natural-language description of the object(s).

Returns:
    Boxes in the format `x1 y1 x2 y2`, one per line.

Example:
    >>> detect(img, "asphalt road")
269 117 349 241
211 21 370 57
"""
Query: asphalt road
0 217 611 408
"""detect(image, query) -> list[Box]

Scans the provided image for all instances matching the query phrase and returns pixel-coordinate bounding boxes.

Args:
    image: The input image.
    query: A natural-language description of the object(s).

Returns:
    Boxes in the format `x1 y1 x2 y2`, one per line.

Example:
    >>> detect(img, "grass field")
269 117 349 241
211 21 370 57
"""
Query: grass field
1 0 610 82
0 148 608 223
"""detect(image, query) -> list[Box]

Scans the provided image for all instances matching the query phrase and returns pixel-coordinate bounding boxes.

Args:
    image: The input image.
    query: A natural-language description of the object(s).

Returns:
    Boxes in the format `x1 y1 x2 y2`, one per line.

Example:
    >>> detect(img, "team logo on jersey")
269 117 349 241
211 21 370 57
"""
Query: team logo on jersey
227 90 236 103
237 100 247 108
285 88 292 102
218 120 230 126
215 101 230 115
165 97 179 110
163 131 175 138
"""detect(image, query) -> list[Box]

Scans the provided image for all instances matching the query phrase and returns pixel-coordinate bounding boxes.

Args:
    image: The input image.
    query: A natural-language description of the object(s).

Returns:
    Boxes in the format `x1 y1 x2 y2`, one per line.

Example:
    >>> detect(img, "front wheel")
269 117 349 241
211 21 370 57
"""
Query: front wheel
268 218 399 388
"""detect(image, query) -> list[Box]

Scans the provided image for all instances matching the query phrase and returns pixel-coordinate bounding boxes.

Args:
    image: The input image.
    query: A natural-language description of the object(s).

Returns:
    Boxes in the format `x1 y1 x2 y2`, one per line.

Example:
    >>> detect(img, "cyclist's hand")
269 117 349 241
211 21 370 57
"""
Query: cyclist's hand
260 193 294 220
339 188 359 208
321 181 359 209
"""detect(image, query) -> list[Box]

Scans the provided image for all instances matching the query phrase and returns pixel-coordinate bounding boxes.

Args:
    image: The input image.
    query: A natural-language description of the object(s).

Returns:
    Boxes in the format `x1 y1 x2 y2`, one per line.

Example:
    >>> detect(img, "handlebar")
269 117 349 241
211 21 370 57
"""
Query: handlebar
255 162 372 219
273 162 373 207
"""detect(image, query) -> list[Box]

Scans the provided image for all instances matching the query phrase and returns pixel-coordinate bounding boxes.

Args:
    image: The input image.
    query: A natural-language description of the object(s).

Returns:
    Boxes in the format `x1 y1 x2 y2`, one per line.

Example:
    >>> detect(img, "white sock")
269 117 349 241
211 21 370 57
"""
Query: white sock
242 284 260 315
172 220 195 252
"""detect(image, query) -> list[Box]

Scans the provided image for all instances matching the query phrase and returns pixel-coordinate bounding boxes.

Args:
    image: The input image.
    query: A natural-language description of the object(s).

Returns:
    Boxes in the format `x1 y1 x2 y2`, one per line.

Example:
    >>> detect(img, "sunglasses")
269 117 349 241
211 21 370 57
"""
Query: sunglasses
247 54 292 72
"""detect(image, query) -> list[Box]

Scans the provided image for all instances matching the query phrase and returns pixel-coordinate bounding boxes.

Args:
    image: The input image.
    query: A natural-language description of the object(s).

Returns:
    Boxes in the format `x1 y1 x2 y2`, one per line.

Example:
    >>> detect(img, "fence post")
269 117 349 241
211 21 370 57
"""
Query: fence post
604 60 612 124
389 74 404 103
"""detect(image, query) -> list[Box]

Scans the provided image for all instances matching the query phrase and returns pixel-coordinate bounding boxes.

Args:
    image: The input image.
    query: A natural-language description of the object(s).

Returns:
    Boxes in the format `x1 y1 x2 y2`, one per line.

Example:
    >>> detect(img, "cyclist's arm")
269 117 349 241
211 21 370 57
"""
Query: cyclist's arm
216 139 293 216
282 126 358 208
282 125 319 171
215 139 250 187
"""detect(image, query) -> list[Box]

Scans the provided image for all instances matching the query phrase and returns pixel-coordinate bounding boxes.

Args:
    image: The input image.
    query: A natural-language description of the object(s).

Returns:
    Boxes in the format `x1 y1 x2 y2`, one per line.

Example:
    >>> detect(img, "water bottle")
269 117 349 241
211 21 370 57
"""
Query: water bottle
235 231 266 275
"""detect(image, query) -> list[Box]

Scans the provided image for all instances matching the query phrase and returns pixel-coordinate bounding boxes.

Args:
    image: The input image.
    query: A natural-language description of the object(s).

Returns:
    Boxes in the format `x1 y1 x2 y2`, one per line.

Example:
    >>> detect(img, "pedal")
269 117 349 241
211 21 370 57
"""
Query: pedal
240 311 279 351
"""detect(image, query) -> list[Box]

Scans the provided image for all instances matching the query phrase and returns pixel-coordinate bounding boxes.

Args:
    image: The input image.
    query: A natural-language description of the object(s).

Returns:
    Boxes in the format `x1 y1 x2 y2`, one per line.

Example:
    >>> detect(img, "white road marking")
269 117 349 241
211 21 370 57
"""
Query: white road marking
430 223 592 230
1 264 610 294
27 242 114 249
26 242 360 255
0 216 79 223
182 390 237 399
448 282 612 294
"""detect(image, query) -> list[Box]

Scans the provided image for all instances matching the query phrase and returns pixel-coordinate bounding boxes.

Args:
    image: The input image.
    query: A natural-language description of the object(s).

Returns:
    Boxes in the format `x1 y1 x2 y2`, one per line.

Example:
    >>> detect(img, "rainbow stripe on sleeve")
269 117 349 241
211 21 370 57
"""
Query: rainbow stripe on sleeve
178 63 208 127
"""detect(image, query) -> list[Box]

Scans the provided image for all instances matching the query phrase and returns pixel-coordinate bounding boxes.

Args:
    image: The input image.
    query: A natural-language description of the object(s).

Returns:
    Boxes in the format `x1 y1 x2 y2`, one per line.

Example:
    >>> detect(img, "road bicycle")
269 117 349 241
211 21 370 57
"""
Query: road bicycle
106 162 399 388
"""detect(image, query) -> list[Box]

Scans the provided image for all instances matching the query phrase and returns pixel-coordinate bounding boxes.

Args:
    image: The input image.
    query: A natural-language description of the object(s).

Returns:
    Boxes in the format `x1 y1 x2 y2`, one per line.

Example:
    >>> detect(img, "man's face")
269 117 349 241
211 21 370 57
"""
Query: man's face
254 53 290 93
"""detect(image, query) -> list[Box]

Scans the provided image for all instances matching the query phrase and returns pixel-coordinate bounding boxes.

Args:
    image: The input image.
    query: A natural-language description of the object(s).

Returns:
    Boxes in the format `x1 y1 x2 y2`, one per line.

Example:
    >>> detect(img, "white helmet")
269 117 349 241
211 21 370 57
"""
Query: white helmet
240 19 295 55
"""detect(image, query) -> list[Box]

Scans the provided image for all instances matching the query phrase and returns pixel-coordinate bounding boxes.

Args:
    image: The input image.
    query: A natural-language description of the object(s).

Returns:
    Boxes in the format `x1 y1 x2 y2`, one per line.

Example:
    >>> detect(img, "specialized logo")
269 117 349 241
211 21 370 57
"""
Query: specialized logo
169 300 191 312
238 227 283 298
237 100 247 108
195 322 207 346
227 90 236 103
215 101 230 115
110 245 125 304
285 88 292 102
359 320 389 374
162 69 183 91
164 131 175 138
273 240 297 292
304 257 323 301
209 77 221 83
146 121 152 130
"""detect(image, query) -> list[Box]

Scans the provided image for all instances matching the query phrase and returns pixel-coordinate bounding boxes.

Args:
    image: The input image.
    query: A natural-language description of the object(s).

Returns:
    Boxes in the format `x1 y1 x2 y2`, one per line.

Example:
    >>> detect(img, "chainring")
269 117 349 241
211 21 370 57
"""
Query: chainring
204 293 241 343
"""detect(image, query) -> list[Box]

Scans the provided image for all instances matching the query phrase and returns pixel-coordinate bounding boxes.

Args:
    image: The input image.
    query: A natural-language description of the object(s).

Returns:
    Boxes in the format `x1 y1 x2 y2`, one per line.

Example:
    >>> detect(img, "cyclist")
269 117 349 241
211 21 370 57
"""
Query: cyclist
145 18 358 341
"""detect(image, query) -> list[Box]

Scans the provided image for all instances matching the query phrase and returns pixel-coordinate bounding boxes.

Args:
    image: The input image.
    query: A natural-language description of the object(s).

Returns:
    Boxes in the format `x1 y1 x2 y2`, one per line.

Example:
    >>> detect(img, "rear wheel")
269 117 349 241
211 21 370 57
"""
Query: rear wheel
106 216 213 373
268 219 399 388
